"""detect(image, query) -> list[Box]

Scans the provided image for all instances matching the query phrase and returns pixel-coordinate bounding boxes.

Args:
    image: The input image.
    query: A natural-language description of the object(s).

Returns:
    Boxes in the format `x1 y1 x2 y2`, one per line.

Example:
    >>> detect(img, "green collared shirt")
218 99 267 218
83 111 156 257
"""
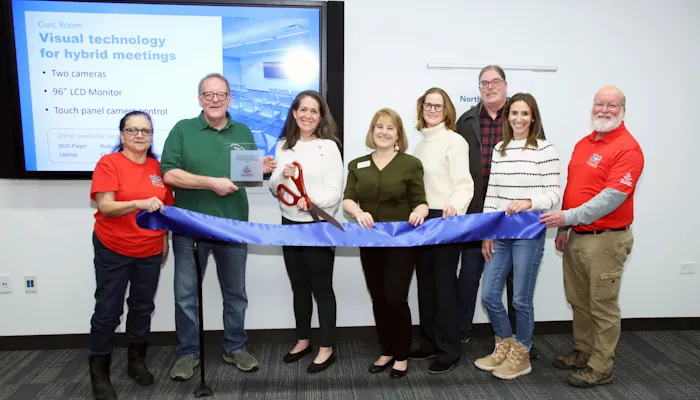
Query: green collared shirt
160 112 257 221
343 152 427 222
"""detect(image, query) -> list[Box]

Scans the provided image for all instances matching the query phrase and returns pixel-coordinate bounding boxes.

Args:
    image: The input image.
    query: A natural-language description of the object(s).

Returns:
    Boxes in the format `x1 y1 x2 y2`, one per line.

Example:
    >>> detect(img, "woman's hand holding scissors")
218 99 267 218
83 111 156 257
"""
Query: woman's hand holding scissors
282 163 297 179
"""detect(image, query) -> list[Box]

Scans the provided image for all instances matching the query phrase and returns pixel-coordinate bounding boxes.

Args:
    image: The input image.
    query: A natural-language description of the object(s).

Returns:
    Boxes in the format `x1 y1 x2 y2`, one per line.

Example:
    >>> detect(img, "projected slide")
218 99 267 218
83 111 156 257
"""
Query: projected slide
10 0 321 172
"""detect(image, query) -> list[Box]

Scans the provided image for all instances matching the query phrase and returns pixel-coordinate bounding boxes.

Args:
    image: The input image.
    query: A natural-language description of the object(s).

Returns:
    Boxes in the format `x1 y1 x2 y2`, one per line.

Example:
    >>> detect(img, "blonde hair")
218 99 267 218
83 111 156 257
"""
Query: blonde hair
365 108 409 152
416 87 457 131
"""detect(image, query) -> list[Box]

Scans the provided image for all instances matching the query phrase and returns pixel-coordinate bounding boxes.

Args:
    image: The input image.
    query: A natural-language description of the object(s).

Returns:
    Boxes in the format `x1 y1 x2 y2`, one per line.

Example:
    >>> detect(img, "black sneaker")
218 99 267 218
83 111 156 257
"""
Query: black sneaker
460 330 470 344
428 360 458 374
530 345 540 360
409 350 435 360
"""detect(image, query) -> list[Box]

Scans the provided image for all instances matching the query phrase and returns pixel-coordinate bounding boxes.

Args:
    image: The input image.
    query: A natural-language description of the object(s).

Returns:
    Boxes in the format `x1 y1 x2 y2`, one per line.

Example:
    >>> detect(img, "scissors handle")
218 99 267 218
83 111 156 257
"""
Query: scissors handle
277 161 308 206
277 184 304 206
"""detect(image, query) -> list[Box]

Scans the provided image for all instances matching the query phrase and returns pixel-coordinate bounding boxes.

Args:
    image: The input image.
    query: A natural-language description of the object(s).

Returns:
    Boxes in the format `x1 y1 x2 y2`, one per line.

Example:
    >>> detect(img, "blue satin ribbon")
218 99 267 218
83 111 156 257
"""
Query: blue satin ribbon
136 206 545 247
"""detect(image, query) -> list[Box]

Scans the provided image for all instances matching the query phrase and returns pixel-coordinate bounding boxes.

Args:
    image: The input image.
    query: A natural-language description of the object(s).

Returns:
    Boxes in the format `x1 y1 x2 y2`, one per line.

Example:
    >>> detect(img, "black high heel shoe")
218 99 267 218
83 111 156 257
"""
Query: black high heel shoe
283 346 313 363
368 357 394 373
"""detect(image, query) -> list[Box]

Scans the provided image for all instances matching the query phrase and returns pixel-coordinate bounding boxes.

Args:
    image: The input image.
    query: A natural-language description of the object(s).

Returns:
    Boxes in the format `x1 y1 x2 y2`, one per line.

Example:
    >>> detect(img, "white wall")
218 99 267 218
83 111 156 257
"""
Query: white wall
1 0 699 337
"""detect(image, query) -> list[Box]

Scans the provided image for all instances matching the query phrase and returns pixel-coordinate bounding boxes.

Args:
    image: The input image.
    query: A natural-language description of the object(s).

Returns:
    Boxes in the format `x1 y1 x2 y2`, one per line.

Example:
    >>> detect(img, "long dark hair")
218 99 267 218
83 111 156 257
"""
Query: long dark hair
500 93 543 156
112 110 157 159
279 90 341 151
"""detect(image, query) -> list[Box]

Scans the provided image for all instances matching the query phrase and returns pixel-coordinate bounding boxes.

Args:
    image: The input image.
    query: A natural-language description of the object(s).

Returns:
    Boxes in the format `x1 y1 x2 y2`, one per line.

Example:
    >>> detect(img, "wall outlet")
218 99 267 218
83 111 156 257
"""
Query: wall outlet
25 275 37 293
0 275 11 293
679 262 697 275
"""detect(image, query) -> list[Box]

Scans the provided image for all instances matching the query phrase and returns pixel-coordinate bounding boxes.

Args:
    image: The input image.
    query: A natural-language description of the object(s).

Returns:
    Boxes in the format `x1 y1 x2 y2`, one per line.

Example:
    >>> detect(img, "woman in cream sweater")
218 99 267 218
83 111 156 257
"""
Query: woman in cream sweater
410 87 475 374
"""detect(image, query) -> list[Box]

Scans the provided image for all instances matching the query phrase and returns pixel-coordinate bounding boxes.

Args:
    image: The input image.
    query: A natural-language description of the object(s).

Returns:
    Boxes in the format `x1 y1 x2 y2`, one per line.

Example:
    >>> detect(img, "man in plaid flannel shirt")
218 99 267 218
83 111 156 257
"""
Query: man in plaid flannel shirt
454 65 541 360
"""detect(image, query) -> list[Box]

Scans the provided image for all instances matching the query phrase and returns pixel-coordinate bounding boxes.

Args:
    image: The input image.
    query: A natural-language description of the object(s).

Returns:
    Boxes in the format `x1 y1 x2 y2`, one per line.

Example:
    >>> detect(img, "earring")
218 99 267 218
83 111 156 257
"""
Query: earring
394 144 399 151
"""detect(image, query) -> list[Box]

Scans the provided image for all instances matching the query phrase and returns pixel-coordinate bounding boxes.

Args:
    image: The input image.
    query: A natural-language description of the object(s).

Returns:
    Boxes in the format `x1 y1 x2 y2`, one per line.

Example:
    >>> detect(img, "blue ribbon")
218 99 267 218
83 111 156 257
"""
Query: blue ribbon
136 206 545 247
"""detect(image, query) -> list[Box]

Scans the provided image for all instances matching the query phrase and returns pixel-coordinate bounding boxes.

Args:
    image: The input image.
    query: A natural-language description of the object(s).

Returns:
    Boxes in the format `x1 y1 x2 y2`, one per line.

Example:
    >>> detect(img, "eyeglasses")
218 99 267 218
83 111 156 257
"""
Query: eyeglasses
593 103 622 111
123 127 153 136
423 103 445 112
479 78 505 89
201 92 230 101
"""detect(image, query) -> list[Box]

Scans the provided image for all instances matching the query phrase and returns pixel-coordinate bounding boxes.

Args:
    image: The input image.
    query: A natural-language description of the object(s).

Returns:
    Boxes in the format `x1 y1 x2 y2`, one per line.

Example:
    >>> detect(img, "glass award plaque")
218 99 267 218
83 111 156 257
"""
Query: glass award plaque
228 143 264 187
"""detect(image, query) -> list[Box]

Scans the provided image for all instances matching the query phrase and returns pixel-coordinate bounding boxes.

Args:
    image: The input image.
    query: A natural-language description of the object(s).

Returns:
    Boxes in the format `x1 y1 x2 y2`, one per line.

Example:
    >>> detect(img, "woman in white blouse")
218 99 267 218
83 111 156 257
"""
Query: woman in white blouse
269 90 343 374
474 93 560 380
410 87 475 374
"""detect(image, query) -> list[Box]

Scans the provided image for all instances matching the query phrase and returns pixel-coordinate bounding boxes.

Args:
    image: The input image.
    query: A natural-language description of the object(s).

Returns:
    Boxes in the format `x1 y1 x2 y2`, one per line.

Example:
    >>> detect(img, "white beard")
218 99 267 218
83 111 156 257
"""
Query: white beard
591 112 623 133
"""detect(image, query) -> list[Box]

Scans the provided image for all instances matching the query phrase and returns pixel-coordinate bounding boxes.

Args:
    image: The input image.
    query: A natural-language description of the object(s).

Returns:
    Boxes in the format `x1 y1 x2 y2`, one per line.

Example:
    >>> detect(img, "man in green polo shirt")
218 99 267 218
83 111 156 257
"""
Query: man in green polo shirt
161 72 276 381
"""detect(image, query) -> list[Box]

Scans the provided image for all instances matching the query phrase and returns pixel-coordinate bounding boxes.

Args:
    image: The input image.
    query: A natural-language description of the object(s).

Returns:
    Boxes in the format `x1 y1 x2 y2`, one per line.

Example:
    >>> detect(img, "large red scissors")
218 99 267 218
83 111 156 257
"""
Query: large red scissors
277 161 345 232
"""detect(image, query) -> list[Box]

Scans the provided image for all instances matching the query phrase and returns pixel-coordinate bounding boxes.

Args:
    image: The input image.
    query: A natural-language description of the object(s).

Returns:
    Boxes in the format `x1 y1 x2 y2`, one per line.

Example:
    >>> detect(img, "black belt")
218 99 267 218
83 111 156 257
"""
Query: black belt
574 226 629 235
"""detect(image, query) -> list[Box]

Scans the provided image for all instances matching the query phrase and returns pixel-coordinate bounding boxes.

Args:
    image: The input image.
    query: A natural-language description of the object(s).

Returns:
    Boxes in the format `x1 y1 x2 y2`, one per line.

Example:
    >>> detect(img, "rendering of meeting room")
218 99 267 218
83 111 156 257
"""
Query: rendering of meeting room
220 16 320 155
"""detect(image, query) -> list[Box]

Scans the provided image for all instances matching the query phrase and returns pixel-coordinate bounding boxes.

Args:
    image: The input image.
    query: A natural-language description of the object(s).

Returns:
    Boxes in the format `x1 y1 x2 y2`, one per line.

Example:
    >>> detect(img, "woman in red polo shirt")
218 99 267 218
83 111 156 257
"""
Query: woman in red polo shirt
88 110 173 400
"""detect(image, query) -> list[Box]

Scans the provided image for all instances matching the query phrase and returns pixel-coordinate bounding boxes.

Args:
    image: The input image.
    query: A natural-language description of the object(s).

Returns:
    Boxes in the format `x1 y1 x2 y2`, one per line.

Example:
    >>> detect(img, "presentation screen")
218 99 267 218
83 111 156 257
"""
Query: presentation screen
8 0 322 173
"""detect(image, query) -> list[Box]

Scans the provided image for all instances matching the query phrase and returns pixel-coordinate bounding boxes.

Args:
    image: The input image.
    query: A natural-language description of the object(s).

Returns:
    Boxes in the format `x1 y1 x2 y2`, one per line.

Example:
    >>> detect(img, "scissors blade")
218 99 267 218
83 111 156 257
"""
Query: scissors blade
309 203 345 232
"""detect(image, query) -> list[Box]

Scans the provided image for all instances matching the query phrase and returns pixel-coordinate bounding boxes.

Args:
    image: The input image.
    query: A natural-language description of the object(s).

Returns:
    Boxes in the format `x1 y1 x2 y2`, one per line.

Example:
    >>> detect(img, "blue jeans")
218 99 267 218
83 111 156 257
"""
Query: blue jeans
481 233 545 349
173 234 248 357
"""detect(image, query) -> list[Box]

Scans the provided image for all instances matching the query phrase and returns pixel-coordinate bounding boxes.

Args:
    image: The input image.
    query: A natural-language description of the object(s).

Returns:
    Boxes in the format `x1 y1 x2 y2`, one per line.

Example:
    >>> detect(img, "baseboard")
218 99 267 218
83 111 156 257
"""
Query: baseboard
1 318 698 351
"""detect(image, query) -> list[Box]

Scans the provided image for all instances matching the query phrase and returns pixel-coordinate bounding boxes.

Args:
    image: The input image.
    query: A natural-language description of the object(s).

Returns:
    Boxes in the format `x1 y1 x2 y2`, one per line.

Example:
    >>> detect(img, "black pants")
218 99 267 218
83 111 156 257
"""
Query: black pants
415 210 462 364
360 247 416 362
89 232 162 356
281 217 337 348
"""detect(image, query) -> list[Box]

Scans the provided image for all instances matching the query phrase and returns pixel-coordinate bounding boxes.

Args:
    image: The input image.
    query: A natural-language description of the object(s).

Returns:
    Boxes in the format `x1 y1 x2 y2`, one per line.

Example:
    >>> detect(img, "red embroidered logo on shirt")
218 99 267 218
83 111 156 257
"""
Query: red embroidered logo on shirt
150 175 164 188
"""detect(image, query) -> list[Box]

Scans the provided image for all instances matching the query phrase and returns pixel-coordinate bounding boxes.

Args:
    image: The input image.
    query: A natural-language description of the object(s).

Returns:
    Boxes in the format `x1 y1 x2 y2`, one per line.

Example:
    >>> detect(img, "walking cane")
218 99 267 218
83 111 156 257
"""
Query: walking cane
193 239 213 397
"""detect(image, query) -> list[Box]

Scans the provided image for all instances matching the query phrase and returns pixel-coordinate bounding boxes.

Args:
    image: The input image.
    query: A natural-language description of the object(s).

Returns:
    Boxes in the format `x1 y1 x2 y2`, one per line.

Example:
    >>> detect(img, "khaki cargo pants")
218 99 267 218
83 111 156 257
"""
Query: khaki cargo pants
563 228 634 373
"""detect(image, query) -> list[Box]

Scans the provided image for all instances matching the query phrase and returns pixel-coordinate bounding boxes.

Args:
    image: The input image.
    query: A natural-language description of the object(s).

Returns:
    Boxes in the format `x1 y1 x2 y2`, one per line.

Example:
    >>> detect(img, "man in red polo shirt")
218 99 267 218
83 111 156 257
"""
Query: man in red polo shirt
540 85 644 388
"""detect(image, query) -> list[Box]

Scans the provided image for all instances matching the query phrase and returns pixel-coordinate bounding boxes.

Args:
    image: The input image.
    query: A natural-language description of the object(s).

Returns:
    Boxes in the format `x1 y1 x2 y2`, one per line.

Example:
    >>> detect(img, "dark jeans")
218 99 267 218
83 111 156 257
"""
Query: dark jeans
458 242 484 334
89 232 162 356
282 217 337 348
459 243 529 343
415 209 462 364
360 247 416 362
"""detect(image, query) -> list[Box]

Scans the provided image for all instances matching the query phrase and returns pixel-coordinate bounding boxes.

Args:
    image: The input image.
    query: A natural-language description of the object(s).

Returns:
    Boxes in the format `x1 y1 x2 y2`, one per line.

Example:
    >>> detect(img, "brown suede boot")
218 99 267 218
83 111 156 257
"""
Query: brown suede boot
553 349 589 370
474 336 513 371
492 340 531 379
567 366 614 388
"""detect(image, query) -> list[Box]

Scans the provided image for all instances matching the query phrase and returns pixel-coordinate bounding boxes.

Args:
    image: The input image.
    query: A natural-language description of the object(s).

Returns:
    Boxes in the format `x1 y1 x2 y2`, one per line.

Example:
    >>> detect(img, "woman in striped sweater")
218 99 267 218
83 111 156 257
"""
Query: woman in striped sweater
474 93 561 380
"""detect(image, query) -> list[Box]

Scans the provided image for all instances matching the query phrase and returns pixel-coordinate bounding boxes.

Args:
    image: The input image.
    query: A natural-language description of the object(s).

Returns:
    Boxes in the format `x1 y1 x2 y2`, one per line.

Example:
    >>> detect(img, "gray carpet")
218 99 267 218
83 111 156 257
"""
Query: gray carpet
1 331 700 399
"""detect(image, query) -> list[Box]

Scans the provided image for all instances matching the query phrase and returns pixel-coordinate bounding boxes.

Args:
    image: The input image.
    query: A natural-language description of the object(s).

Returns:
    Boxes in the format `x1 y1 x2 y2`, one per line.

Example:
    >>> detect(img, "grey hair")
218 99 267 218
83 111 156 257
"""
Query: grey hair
479 65 506 81
197 73 231 94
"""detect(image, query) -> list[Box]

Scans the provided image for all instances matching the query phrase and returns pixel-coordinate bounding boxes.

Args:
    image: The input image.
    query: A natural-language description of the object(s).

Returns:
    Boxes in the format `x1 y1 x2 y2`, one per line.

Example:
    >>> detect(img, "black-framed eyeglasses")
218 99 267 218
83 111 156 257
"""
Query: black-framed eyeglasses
479 78 505 89
201 92 230 101
123 127 153 136
423 103 444 112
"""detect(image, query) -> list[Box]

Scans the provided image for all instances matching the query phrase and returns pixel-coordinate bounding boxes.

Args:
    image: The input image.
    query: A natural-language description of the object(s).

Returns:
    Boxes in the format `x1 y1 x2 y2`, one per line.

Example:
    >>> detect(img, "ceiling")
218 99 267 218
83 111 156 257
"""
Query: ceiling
221 17 315 59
